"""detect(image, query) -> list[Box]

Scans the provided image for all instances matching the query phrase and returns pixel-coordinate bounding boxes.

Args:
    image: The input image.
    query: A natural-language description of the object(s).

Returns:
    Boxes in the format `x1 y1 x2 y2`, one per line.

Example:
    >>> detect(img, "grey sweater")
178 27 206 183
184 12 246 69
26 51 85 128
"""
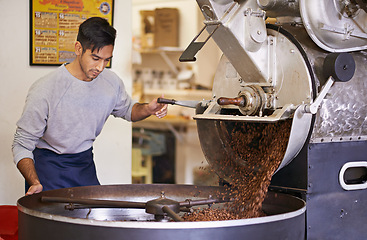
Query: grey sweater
12 64 137 165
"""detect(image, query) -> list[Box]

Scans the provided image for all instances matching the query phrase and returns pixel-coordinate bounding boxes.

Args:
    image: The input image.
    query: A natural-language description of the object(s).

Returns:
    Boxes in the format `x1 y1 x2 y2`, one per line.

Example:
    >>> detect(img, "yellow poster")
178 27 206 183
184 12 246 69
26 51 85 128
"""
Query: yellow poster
31 0 114 65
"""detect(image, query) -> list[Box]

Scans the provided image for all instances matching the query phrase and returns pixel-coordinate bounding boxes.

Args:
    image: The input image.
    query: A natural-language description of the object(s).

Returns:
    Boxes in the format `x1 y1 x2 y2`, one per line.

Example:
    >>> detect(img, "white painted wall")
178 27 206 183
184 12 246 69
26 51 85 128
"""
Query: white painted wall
0 0 133 205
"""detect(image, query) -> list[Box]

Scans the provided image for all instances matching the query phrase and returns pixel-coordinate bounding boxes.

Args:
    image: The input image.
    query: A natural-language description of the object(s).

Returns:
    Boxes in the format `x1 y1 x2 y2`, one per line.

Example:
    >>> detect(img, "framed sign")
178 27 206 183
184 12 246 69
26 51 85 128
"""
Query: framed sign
30 0 114 66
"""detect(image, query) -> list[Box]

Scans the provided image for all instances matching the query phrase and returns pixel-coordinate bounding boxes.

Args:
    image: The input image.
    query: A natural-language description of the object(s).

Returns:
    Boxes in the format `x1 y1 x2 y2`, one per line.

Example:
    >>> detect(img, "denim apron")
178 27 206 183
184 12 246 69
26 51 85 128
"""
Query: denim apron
26 147 100 192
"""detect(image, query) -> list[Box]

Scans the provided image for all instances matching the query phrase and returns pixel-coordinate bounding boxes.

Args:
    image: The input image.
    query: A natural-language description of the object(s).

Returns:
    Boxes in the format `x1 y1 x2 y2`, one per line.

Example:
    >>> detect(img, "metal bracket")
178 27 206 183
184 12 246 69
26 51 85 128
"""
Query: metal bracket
179 23 220 62
303 76 334 114
320 23 367 40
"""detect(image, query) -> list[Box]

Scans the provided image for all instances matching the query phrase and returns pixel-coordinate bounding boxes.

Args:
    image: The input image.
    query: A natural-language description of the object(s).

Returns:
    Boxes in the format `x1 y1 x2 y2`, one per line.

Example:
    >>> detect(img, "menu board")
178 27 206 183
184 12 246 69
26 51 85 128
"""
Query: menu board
30 0 114 65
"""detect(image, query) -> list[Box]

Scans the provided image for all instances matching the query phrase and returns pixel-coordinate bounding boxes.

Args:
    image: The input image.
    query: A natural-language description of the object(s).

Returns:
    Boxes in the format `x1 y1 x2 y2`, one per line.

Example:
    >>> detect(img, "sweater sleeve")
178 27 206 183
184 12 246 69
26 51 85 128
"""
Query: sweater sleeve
110 74 138 122
12 82 49 165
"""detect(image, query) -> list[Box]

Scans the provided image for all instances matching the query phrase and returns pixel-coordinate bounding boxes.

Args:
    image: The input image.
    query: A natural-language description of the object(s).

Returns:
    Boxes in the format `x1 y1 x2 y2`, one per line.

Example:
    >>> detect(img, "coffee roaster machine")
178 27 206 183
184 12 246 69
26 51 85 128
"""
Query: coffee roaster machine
178 0 367 239
17 0 366 239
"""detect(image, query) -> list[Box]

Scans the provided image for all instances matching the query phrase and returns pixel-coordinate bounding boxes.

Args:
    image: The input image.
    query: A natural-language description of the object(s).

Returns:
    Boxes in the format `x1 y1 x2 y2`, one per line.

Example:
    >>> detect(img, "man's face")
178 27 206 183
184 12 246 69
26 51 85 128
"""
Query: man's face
77 43 113 81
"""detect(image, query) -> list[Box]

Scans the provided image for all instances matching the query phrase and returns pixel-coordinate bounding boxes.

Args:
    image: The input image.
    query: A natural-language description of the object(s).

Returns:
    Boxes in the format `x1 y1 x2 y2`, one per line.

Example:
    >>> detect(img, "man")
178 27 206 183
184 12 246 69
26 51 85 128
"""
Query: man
12 17 168 195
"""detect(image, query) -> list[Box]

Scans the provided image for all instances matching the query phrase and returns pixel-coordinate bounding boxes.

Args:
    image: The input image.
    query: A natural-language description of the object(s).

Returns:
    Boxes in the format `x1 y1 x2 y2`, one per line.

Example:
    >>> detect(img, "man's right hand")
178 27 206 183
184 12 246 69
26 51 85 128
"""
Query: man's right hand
26 183 43 196
17 158 43 195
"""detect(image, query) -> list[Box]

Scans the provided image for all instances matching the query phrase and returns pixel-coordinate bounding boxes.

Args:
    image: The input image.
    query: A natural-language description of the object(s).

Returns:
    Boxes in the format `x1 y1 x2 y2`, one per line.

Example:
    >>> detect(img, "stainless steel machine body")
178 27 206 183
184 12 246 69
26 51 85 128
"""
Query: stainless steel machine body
185 0 367 239
191 0 366 174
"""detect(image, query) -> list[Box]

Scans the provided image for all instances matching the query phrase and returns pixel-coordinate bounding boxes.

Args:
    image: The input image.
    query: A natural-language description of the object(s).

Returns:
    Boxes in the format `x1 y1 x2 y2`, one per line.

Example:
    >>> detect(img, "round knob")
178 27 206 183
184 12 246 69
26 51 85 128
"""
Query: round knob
323 52 355 82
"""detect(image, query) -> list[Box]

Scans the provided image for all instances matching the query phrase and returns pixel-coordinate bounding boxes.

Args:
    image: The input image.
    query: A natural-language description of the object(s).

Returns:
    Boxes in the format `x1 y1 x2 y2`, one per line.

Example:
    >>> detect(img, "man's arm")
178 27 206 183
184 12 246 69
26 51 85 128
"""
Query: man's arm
17 158 43 195
131 97 168 122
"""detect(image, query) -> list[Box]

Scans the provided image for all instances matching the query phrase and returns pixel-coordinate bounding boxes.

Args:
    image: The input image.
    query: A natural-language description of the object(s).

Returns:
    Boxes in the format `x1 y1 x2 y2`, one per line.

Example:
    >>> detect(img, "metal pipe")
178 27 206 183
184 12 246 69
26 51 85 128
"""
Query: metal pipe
179 198 230 207
41 196 147 209
162 206 185 222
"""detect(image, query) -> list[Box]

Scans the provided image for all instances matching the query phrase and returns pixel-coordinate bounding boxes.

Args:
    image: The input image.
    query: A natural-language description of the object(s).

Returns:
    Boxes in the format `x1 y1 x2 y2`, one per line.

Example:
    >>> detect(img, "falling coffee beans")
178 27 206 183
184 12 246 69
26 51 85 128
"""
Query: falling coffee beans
183 119 292 221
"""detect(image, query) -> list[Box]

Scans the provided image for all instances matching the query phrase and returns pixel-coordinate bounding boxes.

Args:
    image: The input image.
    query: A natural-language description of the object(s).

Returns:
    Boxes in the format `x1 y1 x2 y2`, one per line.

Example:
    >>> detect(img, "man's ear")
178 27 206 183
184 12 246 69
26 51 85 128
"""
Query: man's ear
75 41 83 56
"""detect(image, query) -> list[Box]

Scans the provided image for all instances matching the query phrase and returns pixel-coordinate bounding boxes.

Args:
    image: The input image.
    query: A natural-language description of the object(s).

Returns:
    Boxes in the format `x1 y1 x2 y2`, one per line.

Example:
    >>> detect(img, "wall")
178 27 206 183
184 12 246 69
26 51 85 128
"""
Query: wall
0 0 132 205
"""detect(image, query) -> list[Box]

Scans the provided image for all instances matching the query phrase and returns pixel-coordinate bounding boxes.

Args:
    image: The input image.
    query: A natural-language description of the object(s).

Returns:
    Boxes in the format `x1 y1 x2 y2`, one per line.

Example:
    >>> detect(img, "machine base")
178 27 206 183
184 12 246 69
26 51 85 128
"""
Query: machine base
271 141 367 240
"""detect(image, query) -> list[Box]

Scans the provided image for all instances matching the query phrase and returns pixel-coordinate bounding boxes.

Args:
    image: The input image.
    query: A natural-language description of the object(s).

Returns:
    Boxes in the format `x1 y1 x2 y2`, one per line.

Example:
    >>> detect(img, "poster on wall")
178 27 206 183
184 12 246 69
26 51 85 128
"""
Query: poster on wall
30 0 114 66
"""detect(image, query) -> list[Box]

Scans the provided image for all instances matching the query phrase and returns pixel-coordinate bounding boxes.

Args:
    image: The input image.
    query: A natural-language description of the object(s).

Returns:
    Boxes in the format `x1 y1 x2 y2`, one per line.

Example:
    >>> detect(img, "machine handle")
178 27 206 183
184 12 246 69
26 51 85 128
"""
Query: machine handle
304 53 355 114
157 98 176 105
157 98 200 108
217 96 246 107
339 161 367 191
304 76 334 114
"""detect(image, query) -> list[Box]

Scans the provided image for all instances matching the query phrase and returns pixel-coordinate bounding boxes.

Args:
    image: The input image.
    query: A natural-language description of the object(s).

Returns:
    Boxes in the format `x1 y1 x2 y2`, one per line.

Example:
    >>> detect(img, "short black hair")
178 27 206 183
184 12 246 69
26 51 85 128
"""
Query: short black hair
77 17 116 53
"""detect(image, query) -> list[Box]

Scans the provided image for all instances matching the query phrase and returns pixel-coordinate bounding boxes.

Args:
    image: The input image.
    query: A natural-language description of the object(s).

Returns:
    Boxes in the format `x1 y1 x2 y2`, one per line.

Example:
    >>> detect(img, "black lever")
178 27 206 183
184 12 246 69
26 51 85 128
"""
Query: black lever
179 24 220 62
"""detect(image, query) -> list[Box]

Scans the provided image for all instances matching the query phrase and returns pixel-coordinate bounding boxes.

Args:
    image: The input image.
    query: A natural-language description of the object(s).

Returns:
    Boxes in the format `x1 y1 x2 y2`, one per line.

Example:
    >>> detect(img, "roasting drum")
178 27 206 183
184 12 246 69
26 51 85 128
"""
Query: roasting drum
195 24 317 181
17 184 306 240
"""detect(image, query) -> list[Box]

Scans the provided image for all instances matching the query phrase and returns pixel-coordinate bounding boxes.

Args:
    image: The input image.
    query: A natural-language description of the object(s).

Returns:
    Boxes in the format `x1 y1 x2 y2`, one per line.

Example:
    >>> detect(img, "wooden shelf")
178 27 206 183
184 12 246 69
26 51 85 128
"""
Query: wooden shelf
133 115 196 130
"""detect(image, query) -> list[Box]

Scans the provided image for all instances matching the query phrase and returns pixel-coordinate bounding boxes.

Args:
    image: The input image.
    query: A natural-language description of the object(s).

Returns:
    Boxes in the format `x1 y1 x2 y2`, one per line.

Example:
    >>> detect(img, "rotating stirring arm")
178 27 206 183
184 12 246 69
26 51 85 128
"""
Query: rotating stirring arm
41 193 232 222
